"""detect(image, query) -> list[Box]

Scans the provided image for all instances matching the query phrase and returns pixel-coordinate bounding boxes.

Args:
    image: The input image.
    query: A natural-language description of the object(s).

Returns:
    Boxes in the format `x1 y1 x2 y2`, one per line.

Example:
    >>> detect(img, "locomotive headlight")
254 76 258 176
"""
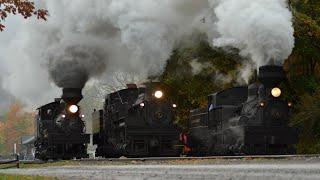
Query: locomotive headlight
271 87 281 98
154 90 163 99
172 104 177 108
61 114 66 118
81 114 85 118
140 102 145 107
68 105 79 113
288 102 293 107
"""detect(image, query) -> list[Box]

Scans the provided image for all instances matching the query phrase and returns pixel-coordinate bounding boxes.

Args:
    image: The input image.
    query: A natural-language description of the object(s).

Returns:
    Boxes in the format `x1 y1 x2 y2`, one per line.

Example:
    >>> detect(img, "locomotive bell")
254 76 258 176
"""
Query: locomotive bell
258 65 286 88
61 88 83 104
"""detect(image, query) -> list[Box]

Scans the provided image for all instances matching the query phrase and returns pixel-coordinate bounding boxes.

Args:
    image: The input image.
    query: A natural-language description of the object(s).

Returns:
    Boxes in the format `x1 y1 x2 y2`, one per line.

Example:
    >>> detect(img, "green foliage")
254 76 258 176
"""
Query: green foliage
291 0 320 22
286 0 320 153
291 88 320 153
287 0 320 77
160 40 241 128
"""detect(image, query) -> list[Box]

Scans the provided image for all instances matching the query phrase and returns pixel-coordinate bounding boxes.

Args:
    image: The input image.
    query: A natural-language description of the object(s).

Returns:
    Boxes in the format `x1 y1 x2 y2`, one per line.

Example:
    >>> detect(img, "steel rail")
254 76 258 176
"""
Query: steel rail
76 154 320 162
3 154 319 164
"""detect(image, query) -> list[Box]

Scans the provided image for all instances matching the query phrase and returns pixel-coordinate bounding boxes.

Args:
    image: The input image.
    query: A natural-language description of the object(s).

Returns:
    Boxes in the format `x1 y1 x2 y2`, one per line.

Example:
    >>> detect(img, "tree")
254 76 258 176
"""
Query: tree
160 40 241 128
0 0 48 31
286 0 320 77
0 103 35 154
284 0 320 153
96 71 145 94
291 88 320 153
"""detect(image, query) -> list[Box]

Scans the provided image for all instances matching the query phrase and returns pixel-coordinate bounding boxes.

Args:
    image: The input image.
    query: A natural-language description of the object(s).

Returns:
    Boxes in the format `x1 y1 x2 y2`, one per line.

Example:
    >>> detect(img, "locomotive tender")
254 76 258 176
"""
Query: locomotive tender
34 88 90 160
93 82 180 157
187 65 298 155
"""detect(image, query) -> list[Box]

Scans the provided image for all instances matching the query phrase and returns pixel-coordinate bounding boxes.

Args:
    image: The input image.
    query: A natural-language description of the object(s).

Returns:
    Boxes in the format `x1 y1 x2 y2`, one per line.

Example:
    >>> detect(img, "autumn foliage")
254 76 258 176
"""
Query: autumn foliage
0 0 48 31
0 103 35 155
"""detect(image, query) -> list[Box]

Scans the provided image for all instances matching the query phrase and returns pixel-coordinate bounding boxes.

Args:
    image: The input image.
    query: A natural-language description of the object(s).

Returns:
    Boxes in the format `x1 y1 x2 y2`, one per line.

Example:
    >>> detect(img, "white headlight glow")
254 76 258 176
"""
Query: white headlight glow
69 105 79 113
154 90 163 99
271 87 281 98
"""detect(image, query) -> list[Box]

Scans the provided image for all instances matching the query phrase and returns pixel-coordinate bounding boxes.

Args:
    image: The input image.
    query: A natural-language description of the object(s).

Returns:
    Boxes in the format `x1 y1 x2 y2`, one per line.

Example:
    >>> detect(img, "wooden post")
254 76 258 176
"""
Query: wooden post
16 154 20 168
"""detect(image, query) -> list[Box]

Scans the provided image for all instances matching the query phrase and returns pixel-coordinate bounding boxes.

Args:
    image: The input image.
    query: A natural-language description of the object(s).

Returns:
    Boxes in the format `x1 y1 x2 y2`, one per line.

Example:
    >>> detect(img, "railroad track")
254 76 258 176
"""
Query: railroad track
77 154 320 162
1 154 319 165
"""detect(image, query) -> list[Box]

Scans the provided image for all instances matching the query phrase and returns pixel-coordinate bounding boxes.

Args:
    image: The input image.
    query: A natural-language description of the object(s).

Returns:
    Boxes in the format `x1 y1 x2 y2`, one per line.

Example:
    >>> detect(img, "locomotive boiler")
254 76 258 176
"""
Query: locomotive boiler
186 65 298 155
34 88 90 160
92 82 180 157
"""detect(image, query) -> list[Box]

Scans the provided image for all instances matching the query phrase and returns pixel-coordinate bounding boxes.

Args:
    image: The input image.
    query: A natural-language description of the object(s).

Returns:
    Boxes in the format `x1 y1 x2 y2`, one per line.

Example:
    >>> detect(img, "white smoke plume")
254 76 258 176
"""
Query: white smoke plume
207 0 294 81
0 0 294 108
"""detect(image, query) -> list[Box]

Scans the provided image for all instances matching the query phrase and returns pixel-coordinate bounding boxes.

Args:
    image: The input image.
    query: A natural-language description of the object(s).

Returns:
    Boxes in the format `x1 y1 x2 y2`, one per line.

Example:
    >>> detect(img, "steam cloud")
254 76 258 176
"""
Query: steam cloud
0 0 294 108
0 78 15 115
208 0 294 80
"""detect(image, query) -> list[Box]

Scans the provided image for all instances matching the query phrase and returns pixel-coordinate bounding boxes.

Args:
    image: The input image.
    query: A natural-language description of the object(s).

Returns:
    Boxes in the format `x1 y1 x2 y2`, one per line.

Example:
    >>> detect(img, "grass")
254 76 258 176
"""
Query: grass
0 174 57 180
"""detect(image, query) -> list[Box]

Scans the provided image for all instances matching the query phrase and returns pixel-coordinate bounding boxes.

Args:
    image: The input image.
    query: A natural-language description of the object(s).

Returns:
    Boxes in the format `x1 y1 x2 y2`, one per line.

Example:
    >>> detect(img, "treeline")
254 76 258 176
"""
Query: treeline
0 103 35 155
285 0 320 153
159 0 320 153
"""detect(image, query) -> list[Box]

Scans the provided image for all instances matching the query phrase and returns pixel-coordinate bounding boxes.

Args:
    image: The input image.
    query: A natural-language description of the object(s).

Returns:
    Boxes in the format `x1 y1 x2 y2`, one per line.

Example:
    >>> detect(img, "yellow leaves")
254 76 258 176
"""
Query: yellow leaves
293 11 320 40
0 0 48 31
0 102 35 154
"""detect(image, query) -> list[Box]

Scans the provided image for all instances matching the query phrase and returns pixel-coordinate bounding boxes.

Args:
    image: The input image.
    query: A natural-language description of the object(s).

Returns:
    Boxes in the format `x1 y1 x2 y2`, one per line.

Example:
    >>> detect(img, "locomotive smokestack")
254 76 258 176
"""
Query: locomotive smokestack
61 88 83 104
258 65 286 88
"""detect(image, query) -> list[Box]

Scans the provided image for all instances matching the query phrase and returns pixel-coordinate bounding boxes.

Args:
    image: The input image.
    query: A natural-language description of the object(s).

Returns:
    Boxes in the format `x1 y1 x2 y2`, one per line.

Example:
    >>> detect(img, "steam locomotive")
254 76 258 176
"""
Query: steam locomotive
93 83 180 157
185 65 298 155
34 88 90 160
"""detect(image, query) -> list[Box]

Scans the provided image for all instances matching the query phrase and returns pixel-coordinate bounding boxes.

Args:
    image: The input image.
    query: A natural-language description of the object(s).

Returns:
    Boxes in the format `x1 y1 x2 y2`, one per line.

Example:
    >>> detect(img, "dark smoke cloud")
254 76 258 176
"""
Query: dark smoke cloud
48 45 107 88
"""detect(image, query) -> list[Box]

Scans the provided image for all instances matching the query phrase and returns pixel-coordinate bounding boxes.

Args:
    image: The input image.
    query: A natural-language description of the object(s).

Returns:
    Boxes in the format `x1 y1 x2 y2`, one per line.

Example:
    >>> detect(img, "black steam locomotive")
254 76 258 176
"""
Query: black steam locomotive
185 65 298 155
34 88 90 160
93 83 180 157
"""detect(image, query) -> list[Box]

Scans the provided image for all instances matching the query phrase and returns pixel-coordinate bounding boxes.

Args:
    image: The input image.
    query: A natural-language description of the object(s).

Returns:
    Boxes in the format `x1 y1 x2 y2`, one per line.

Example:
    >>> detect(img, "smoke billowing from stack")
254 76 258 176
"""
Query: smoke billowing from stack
0 0 294 107
48 45 106 89
208 0 294 81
